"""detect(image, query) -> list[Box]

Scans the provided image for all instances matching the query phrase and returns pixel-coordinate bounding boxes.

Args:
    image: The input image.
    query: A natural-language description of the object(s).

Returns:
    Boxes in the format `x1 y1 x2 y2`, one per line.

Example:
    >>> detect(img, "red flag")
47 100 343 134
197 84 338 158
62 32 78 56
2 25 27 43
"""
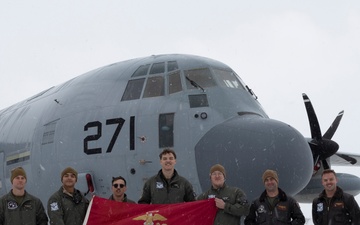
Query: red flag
83 196 217 225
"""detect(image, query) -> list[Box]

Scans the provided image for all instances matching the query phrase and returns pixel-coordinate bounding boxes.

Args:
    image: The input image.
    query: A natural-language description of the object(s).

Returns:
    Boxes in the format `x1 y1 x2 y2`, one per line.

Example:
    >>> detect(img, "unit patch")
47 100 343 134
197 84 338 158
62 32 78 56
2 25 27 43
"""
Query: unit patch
208 194 216 199
7 201 18 210
156 182 164 189
50 202 59 211
257 205 266 214
317 203 324 212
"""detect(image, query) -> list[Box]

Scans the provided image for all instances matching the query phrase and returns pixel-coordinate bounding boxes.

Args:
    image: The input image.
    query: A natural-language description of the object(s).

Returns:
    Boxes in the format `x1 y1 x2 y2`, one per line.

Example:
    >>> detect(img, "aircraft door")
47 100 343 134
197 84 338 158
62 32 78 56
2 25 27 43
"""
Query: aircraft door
125 113 159 197
0 152 5 196
125 153 147 200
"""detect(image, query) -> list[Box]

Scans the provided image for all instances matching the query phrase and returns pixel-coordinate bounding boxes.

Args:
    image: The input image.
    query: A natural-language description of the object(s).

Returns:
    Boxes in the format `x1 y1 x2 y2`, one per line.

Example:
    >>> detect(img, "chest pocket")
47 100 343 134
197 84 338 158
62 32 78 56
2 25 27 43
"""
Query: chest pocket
274 203 290 223
171 183 180 189
22 202 34 211
332 201 350 224
255 204 267 224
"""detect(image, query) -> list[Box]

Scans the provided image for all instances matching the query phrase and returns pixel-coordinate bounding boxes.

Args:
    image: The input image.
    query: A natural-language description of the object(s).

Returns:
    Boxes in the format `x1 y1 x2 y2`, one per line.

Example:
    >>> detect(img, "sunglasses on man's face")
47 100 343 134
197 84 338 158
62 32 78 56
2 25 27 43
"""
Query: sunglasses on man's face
113 183 125 188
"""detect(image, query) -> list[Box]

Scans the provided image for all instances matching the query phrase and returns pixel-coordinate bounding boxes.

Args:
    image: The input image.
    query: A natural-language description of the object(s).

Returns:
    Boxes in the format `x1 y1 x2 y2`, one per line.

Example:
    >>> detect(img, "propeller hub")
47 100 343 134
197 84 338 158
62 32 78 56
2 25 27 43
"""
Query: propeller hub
309 139 339 160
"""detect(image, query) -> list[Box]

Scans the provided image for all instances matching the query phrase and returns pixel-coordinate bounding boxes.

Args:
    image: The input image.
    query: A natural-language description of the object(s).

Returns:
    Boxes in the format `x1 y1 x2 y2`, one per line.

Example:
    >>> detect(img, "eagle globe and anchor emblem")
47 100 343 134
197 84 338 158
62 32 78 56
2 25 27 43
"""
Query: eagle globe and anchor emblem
133 210 167 225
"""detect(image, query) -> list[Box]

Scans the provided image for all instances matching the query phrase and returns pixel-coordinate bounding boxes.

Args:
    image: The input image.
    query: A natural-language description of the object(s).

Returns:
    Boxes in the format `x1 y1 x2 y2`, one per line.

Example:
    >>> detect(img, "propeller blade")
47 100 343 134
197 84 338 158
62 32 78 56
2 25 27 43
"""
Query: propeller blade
302 94 343 169
302 93 322 140
336 153 357 165
323 110 344 139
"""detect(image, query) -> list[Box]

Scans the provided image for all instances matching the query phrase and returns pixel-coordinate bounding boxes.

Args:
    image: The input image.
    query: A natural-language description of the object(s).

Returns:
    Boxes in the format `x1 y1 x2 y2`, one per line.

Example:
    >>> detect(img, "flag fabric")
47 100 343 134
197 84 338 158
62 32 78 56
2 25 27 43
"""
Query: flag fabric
83 196 217 225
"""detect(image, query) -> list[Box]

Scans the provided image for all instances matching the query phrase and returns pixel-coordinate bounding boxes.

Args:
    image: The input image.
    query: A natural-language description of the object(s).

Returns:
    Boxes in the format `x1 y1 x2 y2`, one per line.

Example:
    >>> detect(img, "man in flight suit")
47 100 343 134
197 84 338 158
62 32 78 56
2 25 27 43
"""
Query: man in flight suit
244 169 305 225
138 148 196 204
312 169 360 225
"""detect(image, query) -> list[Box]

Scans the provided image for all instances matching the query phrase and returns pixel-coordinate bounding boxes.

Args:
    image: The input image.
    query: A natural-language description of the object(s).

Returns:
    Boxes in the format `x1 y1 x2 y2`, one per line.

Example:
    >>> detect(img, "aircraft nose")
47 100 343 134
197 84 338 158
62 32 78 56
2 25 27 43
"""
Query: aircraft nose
195 114 313 200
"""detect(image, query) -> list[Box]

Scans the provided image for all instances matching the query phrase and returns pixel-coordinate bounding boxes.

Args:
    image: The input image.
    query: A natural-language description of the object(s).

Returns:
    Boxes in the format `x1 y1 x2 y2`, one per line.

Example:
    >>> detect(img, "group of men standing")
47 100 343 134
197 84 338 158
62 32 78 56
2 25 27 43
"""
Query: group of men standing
115 148 360 225
0 148 359 225
0 166 88 225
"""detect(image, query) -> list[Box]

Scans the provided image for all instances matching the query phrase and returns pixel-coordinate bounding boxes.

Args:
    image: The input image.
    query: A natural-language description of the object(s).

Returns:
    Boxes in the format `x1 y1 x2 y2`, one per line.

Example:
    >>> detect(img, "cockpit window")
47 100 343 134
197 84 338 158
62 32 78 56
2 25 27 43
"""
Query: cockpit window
168 71 182 94
212 69 246 90
168 61 178 72
132 64 150 77
121 78 145 101
123 60 182 101
184 68 216 90
143 76 164 98
150 62 165 74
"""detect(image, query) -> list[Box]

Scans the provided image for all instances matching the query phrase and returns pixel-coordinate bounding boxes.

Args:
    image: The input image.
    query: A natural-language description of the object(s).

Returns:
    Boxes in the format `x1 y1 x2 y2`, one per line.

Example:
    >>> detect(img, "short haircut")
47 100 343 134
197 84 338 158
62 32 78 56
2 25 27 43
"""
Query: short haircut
322 169 337 178
159 148 177 159
112 176 127 186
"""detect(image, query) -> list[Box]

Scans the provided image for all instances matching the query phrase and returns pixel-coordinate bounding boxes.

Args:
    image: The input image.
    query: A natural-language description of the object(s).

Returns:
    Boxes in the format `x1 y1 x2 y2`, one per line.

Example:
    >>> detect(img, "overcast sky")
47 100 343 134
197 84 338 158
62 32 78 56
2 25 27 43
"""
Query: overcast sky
1 0 359 221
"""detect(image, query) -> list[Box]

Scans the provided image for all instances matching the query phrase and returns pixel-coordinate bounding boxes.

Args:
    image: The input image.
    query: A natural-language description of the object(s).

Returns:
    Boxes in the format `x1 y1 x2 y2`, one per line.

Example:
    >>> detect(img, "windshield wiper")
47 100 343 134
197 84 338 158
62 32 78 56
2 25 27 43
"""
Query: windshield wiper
186 77 205 92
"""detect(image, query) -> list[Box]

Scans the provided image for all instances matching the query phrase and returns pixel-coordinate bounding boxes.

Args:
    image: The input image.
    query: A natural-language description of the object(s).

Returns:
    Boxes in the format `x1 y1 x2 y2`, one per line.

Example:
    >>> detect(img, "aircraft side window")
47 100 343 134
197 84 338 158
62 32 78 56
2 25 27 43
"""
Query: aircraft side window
159 113 174 148
168 71 182 94
143 76 164 98
184 68 216 90
132 64 150 77
212 68 246 90
188 94 209 108
150 62 165 74
121 78 145 101
167 61 178 72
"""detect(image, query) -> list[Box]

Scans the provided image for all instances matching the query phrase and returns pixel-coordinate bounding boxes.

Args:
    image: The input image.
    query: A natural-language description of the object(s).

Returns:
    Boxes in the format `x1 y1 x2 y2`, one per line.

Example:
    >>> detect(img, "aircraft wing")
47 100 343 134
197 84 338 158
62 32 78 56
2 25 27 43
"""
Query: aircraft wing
330 152 360 166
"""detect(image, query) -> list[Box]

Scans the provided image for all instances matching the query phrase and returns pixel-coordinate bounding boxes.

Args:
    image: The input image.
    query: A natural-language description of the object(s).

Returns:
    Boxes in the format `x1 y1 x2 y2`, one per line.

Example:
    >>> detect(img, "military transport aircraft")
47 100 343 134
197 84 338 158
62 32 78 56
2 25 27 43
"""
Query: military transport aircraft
0 54 359 205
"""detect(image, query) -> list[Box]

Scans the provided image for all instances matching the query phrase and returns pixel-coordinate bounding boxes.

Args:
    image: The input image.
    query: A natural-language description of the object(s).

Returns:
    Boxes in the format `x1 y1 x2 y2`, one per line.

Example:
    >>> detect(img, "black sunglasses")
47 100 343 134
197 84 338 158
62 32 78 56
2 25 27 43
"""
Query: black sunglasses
113 183 125 188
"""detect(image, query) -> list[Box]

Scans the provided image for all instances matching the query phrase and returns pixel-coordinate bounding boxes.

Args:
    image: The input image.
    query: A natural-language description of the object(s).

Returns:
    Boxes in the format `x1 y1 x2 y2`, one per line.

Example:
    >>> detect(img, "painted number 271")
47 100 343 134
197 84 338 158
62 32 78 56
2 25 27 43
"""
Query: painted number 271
83 118 125 155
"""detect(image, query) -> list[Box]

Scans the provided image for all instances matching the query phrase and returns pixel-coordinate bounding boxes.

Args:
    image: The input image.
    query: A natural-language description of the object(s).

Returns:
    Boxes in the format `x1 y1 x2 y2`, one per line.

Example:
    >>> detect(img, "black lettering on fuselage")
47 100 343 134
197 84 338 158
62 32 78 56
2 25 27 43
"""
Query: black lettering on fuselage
83 117 126 155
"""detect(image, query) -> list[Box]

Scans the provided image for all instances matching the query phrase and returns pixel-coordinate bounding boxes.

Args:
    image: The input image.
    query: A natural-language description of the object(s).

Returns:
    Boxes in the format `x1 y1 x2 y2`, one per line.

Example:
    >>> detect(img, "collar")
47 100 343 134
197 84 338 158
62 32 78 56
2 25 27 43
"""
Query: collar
259 187 287 202
319 186 343 199
211 182 227 191
158 169 178 181
110 193 129 202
